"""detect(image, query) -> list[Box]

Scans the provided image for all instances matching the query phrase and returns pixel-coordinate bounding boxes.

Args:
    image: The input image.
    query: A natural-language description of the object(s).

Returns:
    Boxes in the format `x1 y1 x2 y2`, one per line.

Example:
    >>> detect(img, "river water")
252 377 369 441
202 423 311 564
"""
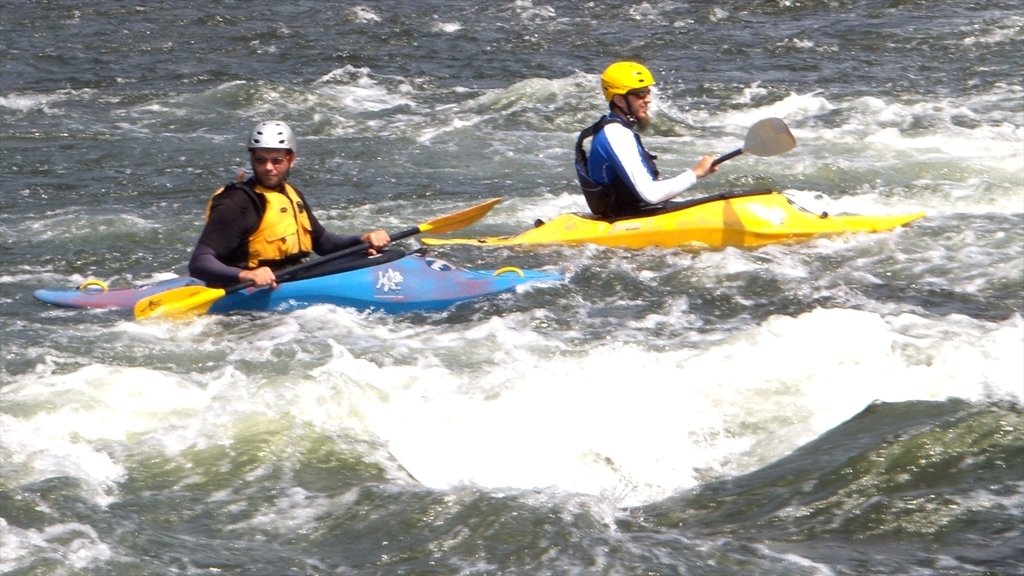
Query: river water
2 2 1022 575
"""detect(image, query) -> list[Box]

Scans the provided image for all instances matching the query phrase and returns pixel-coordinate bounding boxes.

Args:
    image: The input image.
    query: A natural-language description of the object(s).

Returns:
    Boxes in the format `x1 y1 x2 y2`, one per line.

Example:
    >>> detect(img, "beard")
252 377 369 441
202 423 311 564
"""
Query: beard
617 97 651 131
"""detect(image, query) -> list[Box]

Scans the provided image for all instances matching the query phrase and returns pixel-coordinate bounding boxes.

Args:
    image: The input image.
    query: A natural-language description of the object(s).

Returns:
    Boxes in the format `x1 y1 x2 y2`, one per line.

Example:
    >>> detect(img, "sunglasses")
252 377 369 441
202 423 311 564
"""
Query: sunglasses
251 154 290 166
626 89 651 98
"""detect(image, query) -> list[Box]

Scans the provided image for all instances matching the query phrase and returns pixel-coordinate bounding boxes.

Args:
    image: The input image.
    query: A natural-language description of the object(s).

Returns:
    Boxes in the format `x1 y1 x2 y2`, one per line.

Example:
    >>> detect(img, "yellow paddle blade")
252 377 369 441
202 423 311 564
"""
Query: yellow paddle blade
417 198 501 235
133 285 226 320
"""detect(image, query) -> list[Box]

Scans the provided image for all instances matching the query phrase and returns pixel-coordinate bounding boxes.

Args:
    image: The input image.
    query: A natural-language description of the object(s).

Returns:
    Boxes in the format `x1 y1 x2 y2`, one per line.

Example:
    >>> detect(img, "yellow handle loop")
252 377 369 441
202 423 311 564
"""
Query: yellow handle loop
77 279 109 292
493 266 524 278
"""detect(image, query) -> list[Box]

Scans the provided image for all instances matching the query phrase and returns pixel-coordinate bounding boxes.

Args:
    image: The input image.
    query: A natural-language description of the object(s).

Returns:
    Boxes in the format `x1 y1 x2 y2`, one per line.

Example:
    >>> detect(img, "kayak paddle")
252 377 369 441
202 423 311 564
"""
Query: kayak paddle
711 117 797 167
133 197 503 320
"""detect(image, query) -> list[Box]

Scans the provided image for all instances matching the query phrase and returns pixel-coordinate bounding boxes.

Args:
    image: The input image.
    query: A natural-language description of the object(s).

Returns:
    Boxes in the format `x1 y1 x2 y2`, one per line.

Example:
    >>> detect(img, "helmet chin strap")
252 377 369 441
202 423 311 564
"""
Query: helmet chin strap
610 96 637 124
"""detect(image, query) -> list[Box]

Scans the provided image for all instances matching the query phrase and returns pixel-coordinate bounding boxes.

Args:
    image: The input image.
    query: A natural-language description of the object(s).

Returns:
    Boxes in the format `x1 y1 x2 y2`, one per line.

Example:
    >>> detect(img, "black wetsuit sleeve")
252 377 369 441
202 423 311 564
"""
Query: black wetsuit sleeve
188 243 243 286
188 188 260 285
314 228 365 254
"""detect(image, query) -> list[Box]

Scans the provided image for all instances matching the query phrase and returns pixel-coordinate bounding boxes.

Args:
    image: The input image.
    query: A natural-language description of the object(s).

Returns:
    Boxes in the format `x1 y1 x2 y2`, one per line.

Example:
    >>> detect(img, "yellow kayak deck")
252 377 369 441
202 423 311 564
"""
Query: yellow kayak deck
422 190 924 249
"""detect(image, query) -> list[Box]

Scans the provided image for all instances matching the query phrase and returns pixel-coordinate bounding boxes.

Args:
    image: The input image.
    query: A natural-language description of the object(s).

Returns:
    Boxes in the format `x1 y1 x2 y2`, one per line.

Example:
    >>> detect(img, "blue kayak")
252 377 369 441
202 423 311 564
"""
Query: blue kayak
34 251 562 314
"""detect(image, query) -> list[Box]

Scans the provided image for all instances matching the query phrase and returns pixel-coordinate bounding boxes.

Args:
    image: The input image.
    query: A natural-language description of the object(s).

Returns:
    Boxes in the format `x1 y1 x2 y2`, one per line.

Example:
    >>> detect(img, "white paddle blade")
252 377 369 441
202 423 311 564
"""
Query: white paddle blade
744 118 796 157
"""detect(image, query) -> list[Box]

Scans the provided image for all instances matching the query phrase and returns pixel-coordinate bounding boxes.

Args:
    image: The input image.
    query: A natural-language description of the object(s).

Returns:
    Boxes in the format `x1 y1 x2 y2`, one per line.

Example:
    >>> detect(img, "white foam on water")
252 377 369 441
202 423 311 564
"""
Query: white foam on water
1 365 218 504
718 90 835 128
0 518 114 573
348 5 382 23
432 21 463 33
726 89 1023 177
0 89 95 114
354 308 1023 506
8 221 1018 512
314 66 418 114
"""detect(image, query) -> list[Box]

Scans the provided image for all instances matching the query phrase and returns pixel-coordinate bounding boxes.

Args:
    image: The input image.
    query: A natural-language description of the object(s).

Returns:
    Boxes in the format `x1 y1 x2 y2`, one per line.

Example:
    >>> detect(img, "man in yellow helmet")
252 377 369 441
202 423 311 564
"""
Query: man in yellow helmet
188 120 390 289
575 61 717 217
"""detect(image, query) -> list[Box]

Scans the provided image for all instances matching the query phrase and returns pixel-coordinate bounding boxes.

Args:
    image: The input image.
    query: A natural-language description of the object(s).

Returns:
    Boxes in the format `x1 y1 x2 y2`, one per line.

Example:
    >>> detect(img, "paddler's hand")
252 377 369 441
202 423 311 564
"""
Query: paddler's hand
692 155 717 178
361 229 391 255
239 266 277 289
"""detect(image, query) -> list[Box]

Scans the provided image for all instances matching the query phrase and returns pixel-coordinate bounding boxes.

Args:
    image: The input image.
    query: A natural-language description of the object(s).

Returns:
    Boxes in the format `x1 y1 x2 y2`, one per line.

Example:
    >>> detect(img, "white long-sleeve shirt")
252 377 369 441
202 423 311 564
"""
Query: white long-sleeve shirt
588 120 698 205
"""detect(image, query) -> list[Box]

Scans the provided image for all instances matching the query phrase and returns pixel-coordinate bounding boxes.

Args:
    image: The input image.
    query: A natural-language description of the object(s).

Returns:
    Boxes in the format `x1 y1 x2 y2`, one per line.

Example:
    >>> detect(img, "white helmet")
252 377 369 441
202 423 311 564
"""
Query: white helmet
247 120 296 152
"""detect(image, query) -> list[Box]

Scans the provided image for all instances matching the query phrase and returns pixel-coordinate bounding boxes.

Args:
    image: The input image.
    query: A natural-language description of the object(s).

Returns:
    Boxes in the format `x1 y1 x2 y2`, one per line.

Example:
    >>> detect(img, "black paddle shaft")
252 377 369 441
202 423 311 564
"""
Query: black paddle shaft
711 148 743 167
221 225 420 297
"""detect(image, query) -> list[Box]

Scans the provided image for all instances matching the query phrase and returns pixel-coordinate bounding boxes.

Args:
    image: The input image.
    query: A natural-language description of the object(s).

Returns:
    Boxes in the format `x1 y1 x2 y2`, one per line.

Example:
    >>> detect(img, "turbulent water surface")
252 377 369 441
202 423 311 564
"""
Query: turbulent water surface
2 2 1022 575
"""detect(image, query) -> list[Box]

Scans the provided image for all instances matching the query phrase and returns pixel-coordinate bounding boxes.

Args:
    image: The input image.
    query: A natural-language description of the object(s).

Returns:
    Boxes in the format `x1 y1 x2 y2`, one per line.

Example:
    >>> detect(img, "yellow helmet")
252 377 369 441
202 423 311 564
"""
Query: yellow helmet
600 61 655 102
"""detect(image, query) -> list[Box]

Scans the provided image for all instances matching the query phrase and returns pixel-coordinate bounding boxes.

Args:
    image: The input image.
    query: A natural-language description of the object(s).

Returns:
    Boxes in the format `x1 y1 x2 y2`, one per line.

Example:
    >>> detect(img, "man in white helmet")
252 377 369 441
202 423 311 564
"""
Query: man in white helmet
575 61 717 217
189 120 390 288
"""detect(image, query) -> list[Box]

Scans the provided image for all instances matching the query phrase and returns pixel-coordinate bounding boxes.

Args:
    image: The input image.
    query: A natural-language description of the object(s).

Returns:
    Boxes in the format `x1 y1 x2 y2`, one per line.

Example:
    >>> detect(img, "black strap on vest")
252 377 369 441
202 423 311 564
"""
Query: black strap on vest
574 117 617 216
224 178 268 215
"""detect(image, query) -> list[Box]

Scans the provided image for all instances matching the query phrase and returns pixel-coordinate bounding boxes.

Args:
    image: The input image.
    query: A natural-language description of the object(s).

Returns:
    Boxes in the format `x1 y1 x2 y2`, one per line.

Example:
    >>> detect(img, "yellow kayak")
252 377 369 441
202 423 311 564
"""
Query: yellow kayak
421 190 924 249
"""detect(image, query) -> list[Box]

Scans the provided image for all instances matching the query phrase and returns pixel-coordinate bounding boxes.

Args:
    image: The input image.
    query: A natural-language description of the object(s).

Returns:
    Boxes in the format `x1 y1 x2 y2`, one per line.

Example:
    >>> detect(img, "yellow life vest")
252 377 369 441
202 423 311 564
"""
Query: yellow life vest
207 181 314 269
